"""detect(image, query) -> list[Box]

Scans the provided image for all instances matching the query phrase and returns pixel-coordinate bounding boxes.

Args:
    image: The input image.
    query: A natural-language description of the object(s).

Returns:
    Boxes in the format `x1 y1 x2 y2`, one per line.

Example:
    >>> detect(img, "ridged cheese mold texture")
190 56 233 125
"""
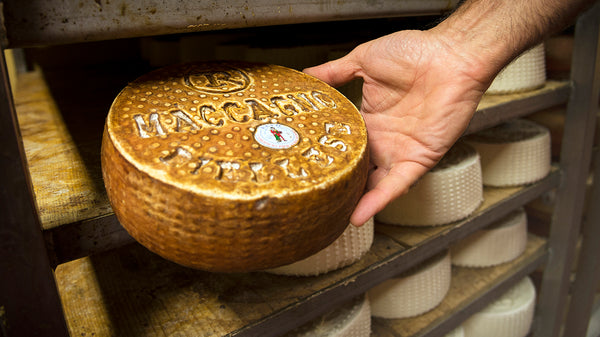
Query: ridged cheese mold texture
266 218 374 276
463 277 536 337
451 208 528 267
487 44 546 94
368 251 451 319
284 294 371 337
466 119 551 187
376 142 483 226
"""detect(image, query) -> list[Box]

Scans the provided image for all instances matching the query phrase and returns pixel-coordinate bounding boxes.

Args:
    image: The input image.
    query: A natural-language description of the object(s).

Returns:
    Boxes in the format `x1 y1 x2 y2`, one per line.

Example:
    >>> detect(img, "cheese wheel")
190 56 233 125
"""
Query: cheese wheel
368 251 451 318
284 295 371 337
101 61 369 272
266 218 374 276
451 208 528 267
445 326 465 337
376 142 483 226
463 277 536 337
487 44 546 94
465 119 551 187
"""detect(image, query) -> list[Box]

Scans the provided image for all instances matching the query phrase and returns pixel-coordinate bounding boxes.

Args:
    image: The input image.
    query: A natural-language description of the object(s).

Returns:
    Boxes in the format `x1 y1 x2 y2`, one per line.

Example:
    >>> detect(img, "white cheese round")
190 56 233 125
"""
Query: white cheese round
487 44 546 94
284 294 371 337
266 218 374 276
463 277 536 337
451 208 528 267
368 251 452 318
376 142 483 226
466 119 551 187
445 326 465 337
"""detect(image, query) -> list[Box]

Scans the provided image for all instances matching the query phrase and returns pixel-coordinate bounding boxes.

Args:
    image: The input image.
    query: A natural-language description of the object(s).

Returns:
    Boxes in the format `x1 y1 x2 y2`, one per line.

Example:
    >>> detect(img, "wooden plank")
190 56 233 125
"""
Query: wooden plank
467 80 570 135
13 69 112 230
371 234 547 337
55 233 404 337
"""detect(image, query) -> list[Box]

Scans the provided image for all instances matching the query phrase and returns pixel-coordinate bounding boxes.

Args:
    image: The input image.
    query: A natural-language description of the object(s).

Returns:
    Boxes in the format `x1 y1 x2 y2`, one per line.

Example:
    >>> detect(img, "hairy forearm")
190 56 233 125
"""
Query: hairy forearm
433 0 595 80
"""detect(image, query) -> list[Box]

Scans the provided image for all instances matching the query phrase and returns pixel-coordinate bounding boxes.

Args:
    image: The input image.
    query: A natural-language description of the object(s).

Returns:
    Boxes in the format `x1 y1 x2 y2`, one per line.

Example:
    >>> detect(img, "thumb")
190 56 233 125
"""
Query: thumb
303 53 360 88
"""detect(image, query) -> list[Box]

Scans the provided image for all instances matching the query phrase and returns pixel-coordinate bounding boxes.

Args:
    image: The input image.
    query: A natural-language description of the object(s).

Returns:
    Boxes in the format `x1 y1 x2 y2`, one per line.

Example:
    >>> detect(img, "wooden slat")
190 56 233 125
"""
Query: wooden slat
371 234 547 337
14 69 112 230
467 80 570 134
56 233 546 337
55 233 403 337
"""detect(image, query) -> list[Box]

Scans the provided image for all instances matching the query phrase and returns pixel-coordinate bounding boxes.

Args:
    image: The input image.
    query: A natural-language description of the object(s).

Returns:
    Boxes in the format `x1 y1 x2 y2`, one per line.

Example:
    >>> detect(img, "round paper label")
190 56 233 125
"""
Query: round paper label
254 123 299 149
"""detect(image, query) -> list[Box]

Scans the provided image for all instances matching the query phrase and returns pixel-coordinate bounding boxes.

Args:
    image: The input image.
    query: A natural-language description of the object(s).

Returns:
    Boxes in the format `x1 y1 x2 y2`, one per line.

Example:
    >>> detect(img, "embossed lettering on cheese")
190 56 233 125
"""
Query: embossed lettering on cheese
115 64 360 185
132 90 337 138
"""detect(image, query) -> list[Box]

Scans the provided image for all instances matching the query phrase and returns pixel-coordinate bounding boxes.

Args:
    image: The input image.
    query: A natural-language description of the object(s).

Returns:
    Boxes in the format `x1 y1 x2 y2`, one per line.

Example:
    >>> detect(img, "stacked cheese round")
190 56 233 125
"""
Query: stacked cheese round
368 251 451 318
451 208 528 267
101 61 369 272
466 119 551 187
266 218 374 276
463 277 536 337
487 44 546 94
376 142 483 226
284 295 371 337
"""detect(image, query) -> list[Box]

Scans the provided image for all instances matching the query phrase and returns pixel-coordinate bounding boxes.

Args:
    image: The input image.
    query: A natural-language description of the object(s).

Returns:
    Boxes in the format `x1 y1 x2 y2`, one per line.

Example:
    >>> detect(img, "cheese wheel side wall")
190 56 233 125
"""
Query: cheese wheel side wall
266 218 374 276
368 252 452 318
101 127 369 272
376 153 482 226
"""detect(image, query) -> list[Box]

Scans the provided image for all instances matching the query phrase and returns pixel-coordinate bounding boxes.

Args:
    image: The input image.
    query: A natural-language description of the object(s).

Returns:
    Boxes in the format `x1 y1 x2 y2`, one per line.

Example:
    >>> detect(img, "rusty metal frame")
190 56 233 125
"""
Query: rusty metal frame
1 0 458 48
533 2 600 337
562 4 600 331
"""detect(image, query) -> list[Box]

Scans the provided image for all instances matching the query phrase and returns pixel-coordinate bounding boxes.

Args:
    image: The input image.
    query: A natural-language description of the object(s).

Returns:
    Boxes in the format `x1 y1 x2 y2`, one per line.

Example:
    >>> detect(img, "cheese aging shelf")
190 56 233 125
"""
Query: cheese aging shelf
12 65 569 265
0 2 599 337
12 61 561 336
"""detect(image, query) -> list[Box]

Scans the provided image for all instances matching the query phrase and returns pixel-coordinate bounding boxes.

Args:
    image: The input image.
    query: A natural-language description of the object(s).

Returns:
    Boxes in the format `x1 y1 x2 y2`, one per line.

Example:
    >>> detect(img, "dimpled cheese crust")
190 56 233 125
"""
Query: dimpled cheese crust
463 277 536 337
284 295 371 337
466 119 551 187
266 218 374 276
376 142 483 226
101 61 368 272
368 251 451 318
451 208 528 267
487 44 546 94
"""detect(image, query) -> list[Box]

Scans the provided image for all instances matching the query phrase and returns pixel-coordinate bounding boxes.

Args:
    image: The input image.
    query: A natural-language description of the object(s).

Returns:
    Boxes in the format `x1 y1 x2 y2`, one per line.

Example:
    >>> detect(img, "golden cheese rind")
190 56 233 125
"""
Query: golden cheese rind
102 61 368 272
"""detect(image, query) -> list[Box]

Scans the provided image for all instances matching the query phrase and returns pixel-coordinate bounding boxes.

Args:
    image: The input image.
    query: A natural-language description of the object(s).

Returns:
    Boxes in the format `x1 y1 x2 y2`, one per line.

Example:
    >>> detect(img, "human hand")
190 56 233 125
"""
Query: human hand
304 30 496 226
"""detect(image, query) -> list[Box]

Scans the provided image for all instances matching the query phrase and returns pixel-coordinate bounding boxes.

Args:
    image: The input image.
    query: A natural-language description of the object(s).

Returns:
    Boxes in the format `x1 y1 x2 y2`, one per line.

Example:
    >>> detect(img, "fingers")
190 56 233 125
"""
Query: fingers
303 54 361 88
350 161 428 226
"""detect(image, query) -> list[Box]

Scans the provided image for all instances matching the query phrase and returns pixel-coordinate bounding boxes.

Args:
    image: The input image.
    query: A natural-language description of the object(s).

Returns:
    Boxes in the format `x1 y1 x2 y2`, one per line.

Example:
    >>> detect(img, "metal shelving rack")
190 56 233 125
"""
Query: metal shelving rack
0 1 598 337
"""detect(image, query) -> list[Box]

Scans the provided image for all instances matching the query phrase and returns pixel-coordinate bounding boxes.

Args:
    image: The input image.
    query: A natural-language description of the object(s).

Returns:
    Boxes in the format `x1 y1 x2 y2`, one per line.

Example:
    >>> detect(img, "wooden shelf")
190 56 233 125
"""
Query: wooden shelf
467 81 570 135
55 231 546 337
13 66 567 264
371 234 547 337
51 169 556 337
